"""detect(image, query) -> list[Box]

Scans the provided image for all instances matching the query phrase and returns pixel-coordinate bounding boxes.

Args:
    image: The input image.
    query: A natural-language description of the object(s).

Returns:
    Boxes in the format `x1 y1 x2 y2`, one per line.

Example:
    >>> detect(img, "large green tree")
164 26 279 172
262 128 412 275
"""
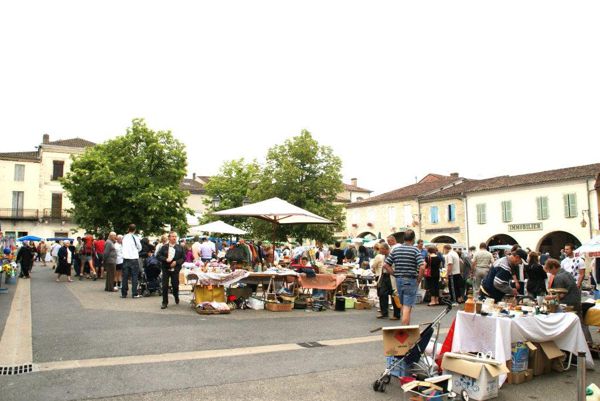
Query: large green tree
253 130 345 242
201 158 260 233
62 118 192 235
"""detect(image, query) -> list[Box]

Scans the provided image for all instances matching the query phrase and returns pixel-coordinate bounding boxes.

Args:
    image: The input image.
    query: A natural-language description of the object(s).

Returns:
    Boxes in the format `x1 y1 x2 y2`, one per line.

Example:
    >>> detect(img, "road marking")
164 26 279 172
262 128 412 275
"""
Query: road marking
36 327 449 373
0 278 33 365
38 336 378 372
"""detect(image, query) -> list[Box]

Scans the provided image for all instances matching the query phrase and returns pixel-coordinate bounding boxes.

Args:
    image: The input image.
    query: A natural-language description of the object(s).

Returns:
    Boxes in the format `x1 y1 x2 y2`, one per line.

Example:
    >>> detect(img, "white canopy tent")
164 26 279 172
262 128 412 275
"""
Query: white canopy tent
188 220 247 236
575 235 600 258
213 197 333 225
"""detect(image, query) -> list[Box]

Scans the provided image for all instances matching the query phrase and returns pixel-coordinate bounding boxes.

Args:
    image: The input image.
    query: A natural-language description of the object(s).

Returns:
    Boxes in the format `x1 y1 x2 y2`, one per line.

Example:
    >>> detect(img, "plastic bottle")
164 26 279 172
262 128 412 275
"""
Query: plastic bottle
464 295 475 313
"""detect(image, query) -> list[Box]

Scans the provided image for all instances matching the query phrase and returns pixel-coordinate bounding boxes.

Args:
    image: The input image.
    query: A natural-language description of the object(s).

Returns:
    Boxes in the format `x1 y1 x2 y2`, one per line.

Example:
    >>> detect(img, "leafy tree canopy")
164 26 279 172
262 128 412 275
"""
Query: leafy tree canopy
201 158 260 233
62 118 191 236
253 129 345 242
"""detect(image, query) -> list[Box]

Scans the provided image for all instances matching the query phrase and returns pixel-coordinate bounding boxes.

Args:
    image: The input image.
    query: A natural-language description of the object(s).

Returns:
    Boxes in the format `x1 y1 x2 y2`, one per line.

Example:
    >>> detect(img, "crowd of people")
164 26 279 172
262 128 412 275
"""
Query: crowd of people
11 226 598 328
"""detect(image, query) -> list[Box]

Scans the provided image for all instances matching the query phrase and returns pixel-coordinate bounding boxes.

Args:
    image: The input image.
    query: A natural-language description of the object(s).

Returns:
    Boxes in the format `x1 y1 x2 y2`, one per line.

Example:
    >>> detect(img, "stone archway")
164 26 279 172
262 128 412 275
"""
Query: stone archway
431 235 456 244
357 231 377 240
487 234 518 248
390 231 405 243
537 231 582 259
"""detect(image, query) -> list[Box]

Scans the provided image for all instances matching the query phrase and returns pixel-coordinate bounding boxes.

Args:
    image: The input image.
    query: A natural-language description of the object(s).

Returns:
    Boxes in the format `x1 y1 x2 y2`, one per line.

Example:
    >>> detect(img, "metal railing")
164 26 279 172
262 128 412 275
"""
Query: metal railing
42 208 72 222
0 208 40 220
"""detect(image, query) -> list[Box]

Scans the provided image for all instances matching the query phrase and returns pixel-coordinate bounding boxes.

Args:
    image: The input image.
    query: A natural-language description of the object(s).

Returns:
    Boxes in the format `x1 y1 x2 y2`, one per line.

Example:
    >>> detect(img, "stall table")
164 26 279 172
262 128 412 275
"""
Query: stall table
452 311 593 386
297 273 347 301
240 271 299 299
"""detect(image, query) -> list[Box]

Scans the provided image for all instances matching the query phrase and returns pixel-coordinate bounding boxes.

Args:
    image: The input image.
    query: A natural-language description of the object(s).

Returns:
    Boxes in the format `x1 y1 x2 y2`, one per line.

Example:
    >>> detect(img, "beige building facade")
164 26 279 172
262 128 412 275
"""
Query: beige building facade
344 174 463 240
0 135 93 240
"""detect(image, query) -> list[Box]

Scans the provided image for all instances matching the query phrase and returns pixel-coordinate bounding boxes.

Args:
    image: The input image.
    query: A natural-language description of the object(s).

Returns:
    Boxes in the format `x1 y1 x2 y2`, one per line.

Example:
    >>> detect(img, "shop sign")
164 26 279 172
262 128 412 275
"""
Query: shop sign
425 227 460 234
508 223 542 232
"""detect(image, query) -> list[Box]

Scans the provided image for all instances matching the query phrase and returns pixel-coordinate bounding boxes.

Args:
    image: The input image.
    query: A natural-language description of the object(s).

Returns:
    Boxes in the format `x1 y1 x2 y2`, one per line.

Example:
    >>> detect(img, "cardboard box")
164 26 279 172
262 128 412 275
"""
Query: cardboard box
507 368 534 385
442 352 509 401
344 297 356 309
529 342 565 376
355 302 372 310
382 325 421 356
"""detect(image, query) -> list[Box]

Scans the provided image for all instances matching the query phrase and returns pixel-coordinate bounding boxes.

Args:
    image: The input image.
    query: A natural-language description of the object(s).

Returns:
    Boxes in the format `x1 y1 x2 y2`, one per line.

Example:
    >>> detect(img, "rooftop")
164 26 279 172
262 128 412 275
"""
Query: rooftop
421 163 600 201
0 151 41 162
181 178 206 194
346 174 462 208
46 137 96 148
344 183 372 193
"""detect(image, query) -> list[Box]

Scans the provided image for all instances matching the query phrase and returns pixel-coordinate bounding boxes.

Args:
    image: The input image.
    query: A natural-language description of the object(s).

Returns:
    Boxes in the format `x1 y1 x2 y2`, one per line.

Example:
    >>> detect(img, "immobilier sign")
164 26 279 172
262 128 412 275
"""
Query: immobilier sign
508 223 543 232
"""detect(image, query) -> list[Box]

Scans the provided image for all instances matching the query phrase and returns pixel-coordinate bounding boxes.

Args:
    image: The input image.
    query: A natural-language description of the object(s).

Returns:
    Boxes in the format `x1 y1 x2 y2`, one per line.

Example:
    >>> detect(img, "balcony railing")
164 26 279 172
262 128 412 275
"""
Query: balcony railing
42 208 72 222
0 208 40 220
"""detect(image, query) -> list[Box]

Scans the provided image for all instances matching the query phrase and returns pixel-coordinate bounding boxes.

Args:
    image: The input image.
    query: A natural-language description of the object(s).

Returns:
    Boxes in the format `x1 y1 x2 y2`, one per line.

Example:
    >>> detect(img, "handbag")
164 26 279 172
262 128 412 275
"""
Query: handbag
424 255 432 278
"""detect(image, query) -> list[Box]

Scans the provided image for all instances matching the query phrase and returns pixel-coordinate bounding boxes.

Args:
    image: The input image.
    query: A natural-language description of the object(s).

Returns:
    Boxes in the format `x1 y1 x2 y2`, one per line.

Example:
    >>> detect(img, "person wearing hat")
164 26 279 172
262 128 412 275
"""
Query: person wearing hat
479 248 528 302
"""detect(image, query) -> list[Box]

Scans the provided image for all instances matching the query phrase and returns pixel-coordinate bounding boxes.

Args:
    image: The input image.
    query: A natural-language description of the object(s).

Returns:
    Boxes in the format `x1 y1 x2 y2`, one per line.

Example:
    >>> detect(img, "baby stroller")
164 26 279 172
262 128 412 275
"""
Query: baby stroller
372 298 454 394
139 255 162 297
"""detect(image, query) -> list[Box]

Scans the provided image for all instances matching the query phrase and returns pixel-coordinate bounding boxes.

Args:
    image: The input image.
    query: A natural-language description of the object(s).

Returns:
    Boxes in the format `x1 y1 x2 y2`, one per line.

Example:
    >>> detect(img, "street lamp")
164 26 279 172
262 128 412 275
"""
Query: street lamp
581 210 589 228
242 196 251 206
212 195 221 209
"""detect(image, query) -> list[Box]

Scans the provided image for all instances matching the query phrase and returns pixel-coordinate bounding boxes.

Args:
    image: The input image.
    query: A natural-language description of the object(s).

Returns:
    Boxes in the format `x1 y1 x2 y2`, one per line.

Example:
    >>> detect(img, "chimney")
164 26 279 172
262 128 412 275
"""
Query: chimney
43 134 49 144
351 178 358 187
450 172 459 178
192 172 196 180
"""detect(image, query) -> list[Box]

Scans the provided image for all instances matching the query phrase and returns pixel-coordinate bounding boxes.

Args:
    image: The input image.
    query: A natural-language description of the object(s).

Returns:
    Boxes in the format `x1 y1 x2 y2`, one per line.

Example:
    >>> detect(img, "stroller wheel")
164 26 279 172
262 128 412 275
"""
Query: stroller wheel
372 379 386 392
142 289 150 297
381 374 391 384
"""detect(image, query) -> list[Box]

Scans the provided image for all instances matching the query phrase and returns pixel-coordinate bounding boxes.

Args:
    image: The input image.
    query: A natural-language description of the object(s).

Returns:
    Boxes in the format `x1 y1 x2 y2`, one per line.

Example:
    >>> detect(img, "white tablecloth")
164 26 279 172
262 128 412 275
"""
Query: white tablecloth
451 311 593 386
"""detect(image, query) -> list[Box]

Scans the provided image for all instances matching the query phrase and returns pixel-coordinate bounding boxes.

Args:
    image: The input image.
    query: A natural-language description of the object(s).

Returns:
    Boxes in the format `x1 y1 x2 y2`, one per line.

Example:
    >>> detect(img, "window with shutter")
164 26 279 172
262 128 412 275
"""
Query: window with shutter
52 160 64 180
14 164 25 181
476 204 486 224
448 204 456 222
430 206 439 224
564 193 577 218
501 201 512 222
537 197 549 220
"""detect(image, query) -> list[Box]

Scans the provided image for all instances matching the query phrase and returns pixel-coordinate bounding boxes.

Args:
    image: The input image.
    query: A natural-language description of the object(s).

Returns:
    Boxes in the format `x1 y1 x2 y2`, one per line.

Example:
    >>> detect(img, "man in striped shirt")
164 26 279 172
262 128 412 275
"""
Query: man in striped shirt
384 230 426 325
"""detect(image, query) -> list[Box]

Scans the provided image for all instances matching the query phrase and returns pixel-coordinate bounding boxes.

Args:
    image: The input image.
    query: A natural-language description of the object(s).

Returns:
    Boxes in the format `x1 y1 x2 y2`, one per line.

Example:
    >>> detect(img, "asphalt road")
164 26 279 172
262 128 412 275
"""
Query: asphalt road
0 262 598 401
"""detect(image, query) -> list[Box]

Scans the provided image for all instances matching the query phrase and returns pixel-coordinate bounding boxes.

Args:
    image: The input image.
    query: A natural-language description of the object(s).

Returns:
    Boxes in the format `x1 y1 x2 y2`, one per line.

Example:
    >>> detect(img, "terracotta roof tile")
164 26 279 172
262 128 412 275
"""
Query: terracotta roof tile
422 163 600 200
46 138 96 148
0 151 41 162
181 178 206 194
344 183 372 193
346 175 461 208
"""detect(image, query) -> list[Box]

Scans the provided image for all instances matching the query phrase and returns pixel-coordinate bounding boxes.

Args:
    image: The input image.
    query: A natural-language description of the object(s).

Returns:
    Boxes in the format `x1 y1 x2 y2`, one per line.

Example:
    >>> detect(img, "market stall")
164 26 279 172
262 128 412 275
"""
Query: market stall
182 262 249 314
451 310 593 386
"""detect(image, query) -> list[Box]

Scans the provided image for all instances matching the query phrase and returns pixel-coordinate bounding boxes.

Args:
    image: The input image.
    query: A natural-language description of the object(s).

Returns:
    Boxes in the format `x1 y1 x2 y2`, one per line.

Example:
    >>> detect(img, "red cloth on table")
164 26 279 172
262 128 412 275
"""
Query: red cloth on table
435 317 456 369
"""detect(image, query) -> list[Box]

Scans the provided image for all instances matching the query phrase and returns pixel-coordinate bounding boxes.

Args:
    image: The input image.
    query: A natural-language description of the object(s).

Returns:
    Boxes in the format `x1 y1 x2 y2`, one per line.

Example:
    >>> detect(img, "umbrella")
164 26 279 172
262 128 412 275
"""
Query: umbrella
17 235 42 242
213 197 333 225
46 237 75 242
575 235 600 258
489 244 514 251
189 220 247 235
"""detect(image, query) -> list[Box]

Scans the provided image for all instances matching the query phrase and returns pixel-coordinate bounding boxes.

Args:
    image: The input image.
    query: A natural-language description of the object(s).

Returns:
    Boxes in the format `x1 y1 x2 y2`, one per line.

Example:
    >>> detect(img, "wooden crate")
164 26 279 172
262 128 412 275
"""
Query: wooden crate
265 302 294 312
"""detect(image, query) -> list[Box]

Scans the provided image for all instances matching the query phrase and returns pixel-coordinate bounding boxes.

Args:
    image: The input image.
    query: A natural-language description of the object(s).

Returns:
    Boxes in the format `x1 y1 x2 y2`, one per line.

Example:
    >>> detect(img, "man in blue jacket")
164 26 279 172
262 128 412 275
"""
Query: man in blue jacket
480 248 527 302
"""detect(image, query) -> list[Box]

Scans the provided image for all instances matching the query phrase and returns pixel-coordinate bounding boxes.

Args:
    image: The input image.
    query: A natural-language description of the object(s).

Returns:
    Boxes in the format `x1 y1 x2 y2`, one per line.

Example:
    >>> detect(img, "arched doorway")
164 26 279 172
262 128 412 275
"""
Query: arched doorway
487 234 518 248
390 231 405 243
431 235 456 244
537 231 582 259
357 231 377 240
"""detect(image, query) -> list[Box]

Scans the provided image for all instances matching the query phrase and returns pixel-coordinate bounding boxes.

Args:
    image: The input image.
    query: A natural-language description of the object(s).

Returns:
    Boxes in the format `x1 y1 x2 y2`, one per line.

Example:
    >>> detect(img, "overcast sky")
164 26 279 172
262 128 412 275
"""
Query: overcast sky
1 1 598 195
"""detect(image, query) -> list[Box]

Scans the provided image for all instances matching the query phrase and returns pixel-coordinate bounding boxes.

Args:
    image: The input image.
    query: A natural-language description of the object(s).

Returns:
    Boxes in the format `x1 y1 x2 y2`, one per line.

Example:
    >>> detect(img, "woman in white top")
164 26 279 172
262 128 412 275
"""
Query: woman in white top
114 235 124 290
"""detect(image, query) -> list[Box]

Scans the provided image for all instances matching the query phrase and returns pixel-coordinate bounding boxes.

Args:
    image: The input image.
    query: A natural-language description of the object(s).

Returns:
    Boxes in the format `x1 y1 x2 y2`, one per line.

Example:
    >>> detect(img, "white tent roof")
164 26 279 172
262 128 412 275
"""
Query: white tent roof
575 235 600 258
213 197 333 225
189 220 247 235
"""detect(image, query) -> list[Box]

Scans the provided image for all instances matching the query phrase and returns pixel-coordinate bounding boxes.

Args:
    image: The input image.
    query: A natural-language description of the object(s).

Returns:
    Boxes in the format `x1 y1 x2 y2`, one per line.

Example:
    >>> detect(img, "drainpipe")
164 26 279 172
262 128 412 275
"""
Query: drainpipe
587 179 594 239
417 197 422 239
464 194 470 248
